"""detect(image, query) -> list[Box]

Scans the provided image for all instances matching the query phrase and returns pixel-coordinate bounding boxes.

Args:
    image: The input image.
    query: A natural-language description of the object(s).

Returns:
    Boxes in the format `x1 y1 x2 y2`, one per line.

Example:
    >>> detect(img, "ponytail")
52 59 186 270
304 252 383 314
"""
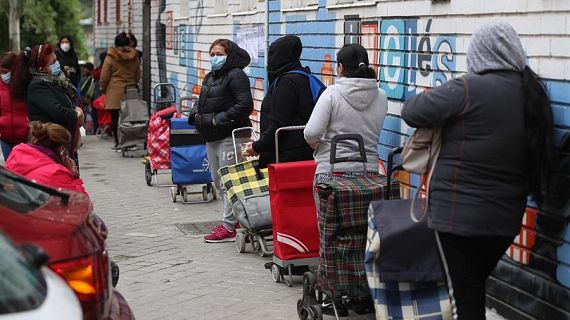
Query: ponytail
522 66 554 206
337 44 376 79
10 47 33 101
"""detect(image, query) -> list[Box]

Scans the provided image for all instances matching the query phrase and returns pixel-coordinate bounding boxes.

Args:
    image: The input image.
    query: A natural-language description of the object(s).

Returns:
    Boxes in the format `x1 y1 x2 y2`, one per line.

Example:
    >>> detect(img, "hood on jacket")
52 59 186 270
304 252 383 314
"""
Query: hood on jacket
334 78 380 111
267 35 303 83
217 41 251 74
467 22 526 74
107 47 138 61
5 144 58 176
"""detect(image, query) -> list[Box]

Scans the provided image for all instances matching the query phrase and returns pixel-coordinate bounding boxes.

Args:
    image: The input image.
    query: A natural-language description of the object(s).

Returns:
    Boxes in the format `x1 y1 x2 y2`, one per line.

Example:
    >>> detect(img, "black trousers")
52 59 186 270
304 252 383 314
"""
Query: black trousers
110 109 120 145
435 231 514 320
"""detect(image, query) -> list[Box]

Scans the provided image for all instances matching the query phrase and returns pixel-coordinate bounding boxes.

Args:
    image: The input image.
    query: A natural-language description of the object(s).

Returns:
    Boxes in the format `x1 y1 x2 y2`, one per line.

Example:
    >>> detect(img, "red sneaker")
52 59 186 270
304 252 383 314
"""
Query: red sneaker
204 226 237 243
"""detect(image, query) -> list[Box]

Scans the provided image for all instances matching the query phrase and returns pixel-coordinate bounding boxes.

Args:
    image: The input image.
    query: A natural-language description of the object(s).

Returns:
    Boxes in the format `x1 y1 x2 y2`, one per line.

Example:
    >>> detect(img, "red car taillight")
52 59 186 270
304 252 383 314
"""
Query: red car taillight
50 252 109 303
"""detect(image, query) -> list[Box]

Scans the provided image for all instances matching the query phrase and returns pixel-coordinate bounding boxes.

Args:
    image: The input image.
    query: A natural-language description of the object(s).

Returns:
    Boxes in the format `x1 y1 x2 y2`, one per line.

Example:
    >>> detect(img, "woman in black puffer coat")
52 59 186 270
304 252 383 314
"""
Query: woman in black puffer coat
189 39 253 243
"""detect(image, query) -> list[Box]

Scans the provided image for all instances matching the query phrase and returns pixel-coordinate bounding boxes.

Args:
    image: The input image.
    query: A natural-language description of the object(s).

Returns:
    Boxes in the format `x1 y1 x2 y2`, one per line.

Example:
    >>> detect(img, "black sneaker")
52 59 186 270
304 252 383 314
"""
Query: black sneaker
321 298 349 317
111 144 121 151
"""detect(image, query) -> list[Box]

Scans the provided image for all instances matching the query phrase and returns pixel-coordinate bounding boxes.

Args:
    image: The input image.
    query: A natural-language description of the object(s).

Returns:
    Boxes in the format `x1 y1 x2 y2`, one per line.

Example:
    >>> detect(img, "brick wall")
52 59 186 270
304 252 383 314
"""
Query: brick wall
97 0 570 318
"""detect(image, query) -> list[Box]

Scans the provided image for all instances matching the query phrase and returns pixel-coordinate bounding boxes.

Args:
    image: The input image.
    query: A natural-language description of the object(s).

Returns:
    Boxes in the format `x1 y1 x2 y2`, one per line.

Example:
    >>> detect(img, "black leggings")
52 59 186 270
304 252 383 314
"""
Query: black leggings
435 231 514 320
110 109 120 145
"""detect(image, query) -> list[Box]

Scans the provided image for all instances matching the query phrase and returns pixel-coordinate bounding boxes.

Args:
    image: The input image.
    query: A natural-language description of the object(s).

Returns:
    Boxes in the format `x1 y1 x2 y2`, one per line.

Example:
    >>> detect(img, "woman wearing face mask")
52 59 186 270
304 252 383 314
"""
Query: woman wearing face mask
100 32 141 150
5 121 87 195
0 51 28 160
10 44 84 159
56 35 81 89
188 39 253 243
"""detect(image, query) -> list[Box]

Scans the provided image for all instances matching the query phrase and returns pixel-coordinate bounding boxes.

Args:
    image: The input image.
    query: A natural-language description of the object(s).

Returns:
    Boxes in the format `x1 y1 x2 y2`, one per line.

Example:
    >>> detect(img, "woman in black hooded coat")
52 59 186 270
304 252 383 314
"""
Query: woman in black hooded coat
189 39 253 243
244 35 315 168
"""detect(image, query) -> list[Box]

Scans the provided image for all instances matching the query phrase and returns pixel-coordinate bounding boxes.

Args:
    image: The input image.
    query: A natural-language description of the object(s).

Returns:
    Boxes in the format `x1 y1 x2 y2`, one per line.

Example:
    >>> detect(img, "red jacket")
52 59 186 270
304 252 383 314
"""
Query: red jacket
0 81 29 144
5 144 88 196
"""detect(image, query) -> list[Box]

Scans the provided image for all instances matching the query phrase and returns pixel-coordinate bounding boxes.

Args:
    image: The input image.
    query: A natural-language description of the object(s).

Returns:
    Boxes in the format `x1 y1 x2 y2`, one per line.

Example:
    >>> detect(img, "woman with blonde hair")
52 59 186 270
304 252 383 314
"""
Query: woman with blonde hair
5 121 87 195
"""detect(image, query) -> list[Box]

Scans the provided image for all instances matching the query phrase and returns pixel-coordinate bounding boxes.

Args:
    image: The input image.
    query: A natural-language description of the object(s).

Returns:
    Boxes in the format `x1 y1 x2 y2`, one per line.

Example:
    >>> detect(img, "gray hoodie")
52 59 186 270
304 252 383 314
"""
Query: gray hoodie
304 77 388 174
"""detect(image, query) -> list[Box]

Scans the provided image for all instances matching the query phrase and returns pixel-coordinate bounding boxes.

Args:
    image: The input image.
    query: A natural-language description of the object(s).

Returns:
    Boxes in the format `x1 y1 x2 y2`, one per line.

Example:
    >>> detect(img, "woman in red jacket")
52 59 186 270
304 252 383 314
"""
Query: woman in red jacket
5 121 88 196
0 51 28 159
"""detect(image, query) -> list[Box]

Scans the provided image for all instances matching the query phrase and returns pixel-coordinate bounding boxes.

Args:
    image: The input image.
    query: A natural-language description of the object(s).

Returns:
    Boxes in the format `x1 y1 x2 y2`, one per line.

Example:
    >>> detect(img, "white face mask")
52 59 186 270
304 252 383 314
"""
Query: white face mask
61 43 71 53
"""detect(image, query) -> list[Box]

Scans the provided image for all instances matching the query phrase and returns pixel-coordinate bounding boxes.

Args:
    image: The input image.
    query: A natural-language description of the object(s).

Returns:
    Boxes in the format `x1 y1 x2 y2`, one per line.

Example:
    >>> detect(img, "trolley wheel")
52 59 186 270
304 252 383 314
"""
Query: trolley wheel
208 183 217 200
310 306 323 320
181 187 188 202
297 300 308 320
144 161 153 186
121 147 126 157
256 236 266 257
170 187 177 202
202 185 208 201
235 232 246 253
271 264 282 283
251 236 260 252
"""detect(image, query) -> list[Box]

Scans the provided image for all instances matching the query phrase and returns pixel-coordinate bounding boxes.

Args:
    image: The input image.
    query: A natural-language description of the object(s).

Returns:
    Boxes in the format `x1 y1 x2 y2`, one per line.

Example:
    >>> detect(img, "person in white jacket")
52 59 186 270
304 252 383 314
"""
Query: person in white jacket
304 43 388 177
303 43 388 317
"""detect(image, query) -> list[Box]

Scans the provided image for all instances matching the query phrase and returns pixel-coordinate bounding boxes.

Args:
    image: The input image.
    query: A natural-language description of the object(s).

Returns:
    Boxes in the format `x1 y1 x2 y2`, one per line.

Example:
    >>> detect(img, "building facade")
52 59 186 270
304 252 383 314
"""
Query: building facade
94 1 570 319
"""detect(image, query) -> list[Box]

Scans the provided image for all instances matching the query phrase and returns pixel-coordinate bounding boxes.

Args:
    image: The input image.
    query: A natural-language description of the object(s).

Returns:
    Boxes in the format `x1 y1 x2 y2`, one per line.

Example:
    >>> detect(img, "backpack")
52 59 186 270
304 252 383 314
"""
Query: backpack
271 69 326 104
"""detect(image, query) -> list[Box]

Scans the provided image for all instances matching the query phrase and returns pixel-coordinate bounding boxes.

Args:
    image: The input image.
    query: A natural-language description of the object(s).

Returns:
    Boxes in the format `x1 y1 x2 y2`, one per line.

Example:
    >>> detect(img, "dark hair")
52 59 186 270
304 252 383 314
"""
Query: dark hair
114 32 130 47
29 121 71 152
522 66 554 206
337 44 375 79
209 39 231 55
127 33 138 48
99 51 107 65
58 35 75 53
10 44 55 101
83 62 94 71
0 52 17 70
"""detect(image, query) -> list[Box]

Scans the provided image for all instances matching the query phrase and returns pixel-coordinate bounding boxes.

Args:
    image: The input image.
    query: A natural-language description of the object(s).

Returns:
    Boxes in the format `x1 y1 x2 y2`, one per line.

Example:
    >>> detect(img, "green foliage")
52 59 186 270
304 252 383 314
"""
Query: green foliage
0 0 89 59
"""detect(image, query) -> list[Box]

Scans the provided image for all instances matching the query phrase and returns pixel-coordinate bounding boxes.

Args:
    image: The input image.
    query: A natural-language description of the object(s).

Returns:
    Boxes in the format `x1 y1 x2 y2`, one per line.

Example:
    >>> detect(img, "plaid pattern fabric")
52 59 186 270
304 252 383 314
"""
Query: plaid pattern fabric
315 173 400 299
218 160 269 205
366 200 452 320
147 115 171 170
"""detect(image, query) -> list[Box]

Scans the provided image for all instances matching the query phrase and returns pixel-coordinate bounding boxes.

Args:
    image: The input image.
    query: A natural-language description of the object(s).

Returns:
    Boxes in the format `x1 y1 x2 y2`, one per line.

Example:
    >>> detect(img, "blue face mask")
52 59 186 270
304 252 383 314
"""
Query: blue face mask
1 72 10 84
50 61 62 76
210 55 227 71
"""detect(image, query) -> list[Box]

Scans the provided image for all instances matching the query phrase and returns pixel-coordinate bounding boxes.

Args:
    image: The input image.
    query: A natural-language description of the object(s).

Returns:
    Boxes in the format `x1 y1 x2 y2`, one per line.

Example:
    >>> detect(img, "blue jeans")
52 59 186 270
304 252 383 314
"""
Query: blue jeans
0 139 14 161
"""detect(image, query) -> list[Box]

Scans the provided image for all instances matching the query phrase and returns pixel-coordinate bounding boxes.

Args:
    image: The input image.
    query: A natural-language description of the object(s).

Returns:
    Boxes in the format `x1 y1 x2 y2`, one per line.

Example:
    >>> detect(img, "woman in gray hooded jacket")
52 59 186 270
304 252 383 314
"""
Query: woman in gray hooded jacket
401 22 554 319
304 44 387 176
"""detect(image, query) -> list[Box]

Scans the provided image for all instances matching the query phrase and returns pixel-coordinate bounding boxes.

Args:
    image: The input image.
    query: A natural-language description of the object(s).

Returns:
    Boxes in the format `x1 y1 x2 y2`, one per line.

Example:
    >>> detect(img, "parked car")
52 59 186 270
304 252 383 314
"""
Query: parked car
0 231 83 319
0 167 134 320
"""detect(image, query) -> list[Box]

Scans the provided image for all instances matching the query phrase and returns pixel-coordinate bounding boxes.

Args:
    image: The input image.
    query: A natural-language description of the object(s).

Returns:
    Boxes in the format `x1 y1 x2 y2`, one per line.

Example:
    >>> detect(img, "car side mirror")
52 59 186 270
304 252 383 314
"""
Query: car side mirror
21 243 49 269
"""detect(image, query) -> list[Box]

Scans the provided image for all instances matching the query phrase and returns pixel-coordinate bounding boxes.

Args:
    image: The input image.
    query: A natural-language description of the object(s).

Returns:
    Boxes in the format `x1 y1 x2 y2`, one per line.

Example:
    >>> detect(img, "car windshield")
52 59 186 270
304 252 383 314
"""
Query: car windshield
0 233 47 314
0 170 50 213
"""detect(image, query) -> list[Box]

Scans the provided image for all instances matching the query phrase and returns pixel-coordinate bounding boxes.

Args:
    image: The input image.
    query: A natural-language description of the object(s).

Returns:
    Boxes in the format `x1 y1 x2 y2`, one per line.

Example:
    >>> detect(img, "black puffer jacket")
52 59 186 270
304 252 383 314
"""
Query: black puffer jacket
252 35 314 168
188 41 253 142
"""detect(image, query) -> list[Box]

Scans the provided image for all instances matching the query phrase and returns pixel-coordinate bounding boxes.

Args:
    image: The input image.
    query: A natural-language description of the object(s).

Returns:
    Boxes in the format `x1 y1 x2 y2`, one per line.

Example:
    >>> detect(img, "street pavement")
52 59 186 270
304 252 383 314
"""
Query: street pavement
0 135 505 320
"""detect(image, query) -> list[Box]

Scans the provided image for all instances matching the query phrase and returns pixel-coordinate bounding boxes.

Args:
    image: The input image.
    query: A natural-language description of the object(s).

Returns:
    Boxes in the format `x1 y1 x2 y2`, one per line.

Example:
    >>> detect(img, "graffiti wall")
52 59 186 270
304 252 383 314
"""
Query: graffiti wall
98 0 570 318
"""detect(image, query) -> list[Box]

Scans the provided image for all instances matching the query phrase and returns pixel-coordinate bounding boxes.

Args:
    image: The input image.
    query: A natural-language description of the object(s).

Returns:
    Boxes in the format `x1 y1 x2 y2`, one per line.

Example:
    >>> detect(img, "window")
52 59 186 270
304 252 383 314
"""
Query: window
0 233 46 314
115 0 121 23
0 171 50 214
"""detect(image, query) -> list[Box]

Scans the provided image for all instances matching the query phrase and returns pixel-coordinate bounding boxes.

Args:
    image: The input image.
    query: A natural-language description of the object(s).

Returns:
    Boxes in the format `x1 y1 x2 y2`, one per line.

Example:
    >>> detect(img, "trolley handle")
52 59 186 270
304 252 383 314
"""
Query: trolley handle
179 95 198 115
330 134 367 173
231 127 259 164
124 83 140 93
387 147 403 200
152 83 177 103
274 125 306 164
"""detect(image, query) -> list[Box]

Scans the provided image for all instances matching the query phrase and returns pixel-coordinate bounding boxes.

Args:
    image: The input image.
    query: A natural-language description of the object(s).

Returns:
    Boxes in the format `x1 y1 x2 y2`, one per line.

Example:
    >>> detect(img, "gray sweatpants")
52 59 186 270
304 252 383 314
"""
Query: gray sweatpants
206 136 243 231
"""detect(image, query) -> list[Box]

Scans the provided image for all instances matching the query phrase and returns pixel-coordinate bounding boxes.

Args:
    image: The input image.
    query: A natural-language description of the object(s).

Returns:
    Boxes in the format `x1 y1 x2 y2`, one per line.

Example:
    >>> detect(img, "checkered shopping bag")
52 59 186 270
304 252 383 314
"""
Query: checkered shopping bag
315 173 400 299
366 198 452 320
218 160 271 230
146 115 171 170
